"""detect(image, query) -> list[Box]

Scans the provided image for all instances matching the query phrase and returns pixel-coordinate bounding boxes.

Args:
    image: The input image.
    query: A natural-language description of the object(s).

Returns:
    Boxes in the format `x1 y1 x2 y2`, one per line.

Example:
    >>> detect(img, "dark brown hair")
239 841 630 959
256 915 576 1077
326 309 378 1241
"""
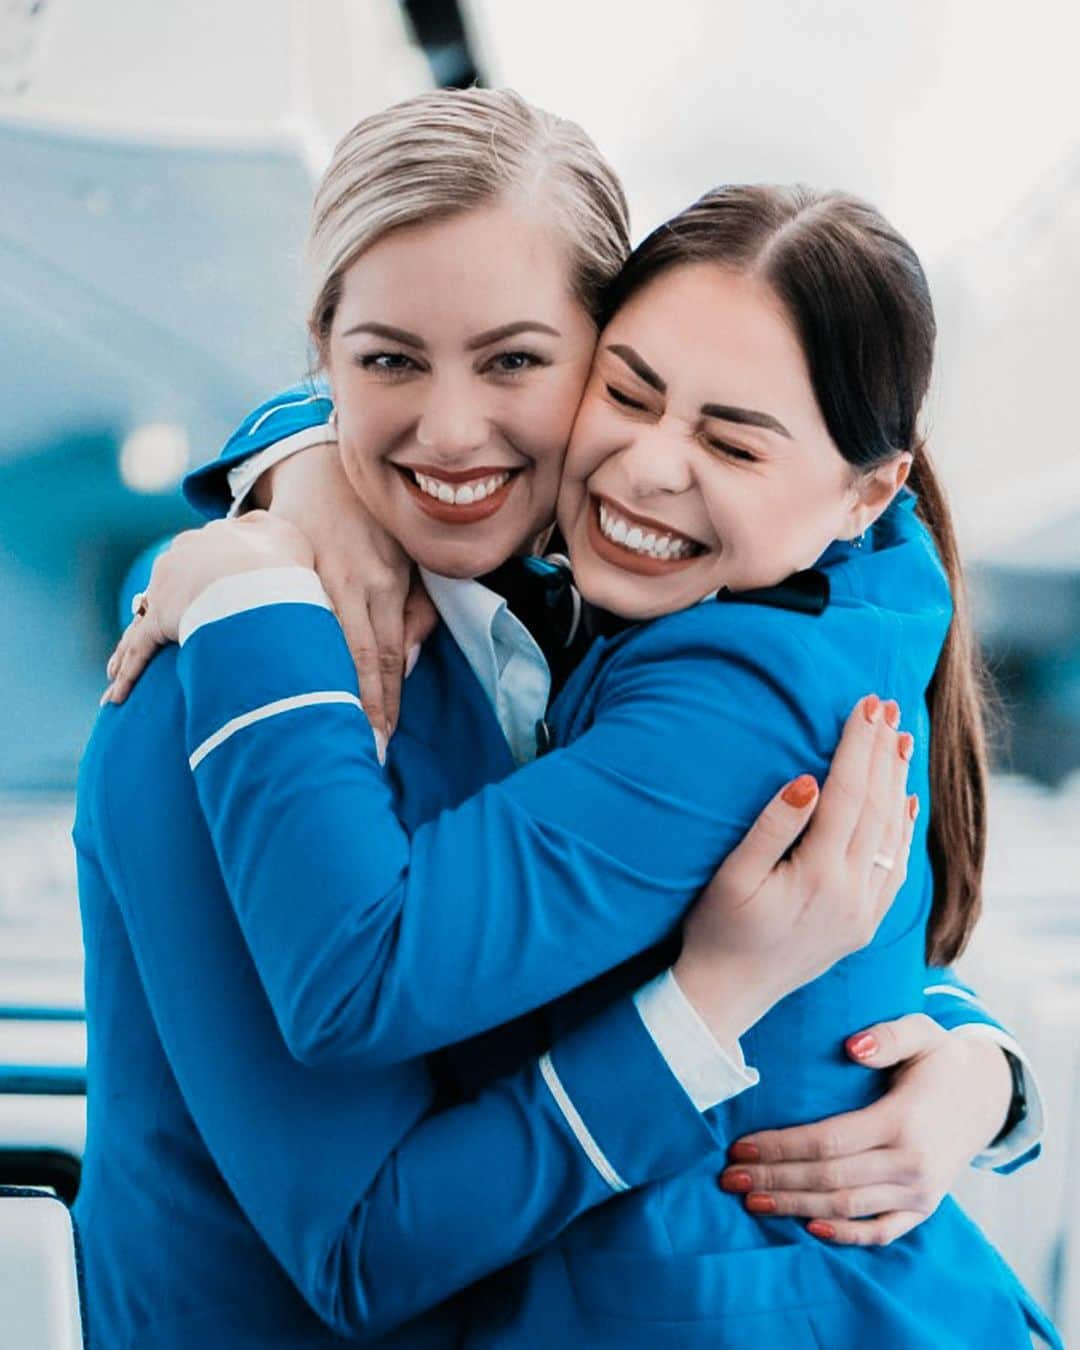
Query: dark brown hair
606 185 986 963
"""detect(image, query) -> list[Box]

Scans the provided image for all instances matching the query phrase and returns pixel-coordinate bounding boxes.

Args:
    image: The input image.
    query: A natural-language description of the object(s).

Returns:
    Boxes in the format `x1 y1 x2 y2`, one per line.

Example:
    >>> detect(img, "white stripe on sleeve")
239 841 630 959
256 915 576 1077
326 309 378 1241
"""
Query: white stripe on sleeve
923 983 980 1005
538 1052 629 1193
178 567 332 646
189 691 365 771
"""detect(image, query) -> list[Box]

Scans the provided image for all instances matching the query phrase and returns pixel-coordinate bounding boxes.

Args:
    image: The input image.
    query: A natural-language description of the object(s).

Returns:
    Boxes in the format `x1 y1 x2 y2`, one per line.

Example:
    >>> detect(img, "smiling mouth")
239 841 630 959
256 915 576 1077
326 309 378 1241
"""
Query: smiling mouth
395 464 522 524
586 494 707 575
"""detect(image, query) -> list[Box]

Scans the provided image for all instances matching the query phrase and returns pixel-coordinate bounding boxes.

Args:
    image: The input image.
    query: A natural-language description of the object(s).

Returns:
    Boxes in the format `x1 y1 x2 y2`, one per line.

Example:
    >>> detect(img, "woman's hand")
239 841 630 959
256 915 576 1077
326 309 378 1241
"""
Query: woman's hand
103 443 438 738
261 443 437 739
718 1014 1014 1245
673 695 915 1048
102 511 315 703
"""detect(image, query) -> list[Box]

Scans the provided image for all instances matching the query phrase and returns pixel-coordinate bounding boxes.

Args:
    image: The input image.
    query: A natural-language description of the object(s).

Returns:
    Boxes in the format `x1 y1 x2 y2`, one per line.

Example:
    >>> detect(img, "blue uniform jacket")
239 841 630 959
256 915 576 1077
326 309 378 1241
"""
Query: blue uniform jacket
76 551 1017 1349
75 624 742 1348
161 490 1058 1348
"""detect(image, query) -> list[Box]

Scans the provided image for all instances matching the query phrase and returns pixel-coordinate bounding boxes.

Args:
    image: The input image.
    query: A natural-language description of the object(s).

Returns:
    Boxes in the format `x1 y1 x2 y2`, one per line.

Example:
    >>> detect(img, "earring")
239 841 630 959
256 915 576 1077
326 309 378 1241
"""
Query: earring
852 531 865 550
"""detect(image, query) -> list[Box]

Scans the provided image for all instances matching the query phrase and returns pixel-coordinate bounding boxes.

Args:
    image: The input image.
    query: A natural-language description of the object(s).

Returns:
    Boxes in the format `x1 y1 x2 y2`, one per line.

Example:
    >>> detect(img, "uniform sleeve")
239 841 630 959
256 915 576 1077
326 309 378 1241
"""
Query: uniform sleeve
82 686 728 1341
922 967 1044 1173
176 586 830 1066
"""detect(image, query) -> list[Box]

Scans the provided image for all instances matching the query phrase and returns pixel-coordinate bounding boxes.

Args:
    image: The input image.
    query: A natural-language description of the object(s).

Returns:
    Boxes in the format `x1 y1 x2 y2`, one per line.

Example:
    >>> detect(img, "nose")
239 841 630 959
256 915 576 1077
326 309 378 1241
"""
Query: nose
416 374 488 459
619 421 695 500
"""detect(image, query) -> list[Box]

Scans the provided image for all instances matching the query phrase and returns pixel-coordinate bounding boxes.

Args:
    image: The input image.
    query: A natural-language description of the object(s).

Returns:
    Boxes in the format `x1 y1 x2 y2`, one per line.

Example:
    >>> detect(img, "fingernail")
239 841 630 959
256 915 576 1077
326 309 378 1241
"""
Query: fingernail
106 654 119 679
883 700 900 729
847 1032 878 1059
898 732 914 762
862 694 881 724
99 686 112 707
781 774 817 809
746 1194 776 1215
729 1141 760 1163
373 728 387 767
908 794 920 822
404 644 421 680
808 1221 836 1240
720 1170 754 1194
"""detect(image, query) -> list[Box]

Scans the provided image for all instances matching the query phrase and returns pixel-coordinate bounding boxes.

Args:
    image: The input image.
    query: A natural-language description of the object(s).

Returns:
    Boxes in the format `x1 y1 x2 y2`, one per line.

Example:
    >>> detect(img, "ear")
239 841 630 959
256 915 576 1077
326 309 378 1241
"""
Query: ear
843 453 912 540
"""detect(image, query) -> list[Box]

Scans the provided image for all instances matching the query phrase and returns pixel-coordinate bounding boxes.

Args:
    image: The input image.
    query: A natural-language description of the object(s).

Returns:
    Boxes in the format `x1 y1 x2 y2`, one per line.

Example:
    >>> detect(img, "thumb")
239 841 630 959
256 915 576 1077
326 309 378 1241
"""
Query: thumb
717 774 819 898
846 1012 945 1069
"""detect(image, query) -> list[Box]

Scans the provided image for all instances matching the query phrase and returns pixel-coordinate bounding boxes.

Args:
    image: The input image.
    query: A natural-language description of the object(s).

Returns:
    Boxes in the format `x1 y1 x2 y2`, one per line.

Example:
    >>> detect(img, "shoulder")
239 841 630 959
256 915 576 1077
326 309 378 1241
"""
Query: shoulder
84 649 191 824
601 593 835 686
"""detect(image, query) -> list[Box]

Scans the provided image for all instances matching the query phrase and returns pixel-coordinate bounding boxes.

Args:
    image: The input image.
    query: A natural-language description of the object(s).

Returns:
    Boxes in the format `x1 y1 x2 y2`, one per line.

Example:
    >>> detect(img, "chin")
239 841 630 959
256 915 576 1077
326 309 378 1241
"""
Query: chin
572 564 662 620
410 534 517 580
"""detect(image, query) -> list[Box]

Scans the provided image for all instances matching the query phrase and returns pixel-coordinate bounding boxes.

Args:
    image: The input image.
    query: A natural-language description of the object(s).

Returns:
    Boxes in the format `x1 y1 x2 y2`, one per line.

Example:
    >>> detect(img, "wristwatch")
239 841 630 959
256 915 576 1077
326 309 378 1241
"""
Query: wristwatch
990 1049 1028 1147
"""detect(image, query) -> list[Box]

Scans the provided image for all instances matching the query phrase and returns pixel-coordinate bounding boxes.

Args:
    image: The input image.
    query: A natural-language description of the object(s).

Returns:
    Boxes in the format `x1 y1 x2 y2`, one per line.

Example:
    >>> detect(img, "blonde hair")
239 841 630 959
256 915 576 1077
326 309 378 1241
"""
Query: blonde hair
305 87 630 353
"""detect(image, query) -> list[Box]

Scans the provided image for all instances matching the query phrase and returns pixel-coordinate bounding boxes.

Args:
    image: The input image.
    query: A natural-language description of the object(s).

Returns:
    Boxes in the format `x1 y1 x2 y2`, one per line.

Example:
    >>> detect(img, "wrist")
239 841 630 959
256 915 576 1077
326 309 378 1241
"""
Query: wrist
671 954 779 1047
958 1035 1015 1151
254 440 336 513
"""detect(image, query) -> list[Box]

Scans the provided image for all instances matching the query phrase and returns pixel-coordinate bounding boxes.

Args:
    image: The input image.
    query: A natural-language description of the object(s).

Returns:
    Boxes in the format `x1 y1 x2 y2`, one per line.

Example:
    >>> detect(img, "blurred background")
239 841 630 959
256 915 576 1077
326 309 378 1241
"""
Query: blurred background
0 0 1077 1336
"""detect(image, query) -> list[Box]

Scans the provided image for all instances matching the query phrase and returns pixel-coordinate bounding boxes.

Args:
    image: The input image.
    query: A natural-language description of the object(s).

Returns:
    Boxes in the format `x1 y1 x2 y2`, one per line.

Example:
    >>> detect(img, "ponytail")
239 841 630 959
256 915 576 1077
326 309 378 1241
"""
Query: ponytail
909 446 991 963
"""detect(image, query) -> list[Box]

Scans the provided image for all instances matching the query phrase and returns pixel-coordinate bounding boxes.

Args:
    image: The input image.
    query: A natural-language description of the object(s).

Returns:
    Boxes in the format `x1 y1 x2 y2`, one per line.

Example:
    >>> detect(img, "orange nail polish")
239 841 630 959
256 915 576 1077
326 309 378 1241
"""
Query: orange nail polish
729 1141 760 1163
898 732 914 762
781 774 817 808
808 1221 836 1240
847 1032 878 1059
746 1194 776 1215
883 700 900 729
862 694 881 723
908 794 920 821
720 1170 753 1193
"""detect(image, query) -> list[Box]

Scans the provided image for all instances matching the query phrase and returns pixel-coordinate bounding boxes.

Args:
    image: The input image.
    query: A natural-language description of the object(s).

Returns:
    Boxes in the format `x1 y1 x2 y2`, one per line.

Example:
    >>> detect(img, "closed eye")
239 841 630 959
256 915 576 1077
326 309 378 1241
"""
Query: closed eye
606 383 649 411
705 436 759 463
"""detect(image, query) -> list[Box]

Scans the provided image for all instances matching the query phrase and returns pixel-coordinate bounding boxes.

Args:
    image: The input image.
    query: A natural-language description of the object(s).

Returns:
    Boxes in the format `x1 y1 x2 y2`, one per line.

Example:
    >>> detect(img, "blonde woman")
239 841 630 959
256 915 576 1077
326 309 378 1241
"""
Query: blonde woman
86 91 1040 1347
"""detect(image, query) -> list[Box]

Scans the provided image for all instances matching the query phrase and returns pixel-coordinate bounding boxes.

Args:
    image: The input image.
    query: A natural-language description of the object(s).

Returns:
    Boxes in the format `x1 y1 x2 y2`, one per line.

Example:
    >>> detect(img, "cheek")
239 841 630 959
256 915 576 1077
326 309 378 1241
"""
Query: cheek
336 393 406 476
517 373 586 460
563 398 619 486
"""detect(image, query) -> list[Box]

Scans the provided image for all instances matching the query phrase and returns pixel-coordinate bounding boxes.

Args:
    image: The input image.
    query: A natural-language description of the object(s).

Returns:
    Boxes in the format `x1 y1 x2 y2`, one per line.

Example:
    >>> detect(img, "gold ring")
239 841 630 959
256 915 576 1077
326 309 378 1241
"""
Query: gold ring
131 591 149 619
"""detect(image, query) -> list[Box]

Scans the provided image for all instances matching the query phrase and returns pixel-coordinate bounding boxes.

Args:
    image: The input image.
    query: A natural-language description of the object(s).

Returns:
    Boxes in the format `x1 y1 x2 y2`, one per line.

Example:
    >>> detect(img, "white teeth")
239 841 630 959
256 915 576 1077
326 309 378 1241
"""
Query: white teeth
597 499 697 561
409 468 509 506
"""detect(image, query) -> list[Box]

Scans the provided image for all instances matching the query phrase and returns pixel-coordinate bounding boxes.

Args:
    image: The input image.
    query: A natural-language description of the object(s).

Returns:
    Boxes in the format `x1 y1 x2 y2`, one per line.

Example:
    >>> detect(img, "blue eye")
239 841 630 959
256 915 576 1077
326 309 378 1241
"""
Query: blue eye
489 351 543 374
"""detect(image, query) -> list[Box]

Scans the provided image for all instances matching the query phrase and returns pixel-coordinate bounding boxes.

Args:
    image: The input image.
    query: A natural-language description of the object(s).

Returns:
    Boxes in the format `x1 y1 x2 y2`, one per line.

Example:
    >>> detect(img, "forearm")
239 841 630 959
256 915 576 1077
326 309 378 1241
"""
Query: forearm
923 966 1044 1170
177 584 820 1066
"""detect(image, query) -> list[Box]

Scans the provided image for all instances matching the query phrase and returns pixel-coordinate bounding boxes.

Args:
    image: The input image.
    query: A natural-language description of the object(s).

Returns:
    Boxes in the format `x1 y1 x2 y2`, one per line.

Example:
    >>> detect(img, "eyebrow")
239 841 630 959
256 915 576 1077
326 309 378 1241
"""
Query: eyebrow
700 403 792 438
342 321 426 348
606 344 667 394
466 320 562 350
341 319 562 351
